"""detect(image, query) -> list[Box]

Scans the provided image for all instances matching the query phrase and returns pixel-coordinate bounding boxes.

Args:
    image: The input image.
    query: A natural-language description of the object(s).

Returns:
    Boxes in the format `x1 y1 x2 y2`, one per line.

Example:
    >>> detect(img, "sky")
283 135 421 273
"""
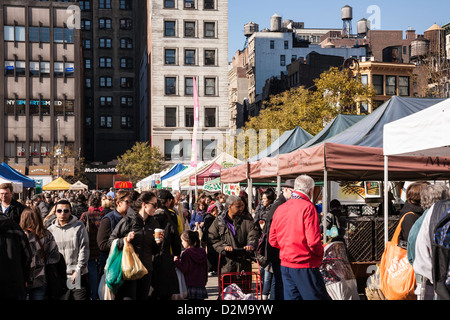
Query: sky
228 0 450 60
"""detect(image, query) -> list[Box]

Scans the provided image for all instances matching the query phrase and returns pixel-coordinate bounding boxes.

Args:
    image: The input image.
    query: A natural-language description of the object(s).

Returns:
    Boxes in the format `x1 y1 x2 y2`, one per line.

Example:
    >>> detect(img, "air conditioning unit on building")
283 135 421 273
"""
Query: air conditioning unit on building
184 2 194 8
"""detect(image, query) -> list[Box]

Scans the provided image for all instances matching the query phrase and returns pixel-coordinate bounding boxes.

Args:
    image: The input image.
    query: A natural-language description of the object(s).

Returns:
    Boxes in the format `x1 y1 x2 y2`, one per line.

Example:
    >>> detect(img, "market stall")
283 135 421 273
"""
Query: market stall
43 177 72 191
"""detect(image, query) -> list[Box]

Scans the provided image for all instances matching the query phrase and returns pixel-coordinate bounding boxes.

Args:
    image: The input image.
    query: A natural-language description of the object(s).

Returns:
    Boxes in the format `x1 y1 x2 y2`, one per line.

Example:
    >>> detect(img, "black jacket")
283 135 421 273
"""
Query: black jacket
265 194 287 263
0 199 25 225
0 215 32 298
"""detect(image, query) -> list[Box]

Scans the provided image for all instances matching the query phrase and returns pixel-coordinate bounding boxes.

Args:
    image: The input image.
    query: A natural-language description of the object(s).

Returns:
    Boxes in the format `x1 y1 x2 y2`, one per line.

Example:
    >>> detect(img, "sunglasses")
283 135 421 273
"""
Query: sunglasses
56 209 70 214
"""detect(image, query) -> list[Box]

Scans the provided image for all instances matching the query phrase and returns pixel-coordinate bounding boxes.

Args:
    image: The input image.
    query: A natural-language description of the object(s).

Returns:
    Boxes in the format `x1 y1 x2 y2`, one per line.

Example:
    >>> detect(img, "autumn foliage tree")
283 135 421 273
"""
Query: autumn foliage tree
116 142 165 184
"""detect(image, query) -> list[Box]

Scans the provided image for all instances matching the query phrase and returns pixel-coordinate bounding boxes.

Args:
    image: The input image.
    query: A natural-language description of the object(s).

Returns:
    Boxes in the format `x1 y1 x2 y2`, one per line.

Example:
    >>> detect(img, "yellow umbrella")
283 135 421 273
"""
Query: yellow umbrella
43 177 72 191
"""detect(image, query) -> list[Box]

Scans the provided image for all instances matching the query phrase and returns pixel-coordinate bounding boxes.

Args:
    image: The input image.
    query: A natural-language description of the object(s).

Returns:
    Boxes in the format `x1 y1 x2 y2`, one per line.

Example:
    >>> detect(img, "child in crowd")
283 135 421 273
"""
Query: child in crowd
174 231 208 300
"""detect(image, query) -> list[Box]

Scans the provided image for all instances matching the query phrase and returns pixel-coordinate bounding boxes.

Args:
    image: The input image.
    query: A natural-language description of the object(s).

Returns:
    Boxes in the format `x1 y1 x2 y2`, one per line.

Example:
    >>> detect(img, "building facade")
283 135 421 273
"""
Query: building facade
145 0 229 165
0 0 82 185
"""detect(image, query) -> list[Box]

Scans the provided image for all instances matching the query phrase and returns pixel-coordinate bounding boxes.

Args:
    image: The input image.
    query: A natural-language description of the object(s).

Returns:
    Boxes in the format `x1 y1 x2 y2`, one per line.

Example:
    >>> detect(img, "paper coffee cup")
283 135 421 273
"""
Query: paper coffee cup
154 228 164 240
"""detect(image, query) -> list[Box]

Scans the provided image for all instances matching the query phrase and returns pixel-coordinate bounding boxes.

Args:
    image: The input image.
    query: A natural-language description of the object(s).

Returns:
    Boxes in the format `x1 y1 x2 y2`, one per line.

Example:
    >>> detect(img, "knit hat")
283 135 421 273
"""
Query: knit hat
207 204 217 214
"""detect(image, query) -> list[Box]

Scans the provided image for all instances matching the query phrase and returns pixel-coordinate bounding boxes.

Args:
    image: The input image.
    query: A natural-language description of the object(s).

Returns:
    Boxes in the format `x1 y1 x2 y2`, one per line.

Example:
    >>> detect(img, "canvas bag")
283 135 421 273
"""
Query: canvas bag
379 212 417 300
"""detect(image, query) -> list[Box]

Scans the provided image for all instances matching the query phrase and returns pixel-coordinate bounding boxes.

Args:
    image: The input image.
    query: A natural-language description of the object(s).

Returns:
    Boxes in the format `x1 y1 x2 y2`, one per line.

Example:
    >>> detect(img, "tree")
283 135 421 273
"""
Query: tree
48 145 88 184
116 142 165 184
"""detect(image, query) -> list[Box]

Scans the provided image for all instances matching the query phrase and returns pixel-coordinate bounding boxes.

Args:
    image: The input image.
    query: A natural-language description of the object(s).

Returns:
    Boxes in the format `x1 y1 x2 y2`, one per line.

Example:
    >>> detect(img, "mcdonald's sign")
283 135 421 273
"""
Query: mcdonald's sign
114 181 133 189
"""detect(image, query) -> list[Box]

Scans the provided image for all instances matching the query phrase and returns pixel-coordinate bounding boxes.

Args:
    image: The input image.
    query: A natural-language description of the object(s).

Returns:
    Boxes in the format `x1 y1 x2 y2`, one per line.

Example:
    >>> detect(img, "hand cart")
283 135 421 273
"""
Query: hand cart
217 248 262 300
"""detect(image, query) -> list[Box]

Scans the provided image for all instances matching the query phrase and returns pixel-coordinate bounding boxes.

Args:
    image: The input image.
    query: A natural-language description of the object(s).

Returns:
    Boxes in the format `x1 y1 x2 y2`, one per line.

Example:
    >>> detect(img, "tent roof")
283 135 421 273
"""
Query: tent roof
384 98 450 157
161 163 186 181
0 162 35 188
43 177 72 190
248 126 313 161
69 180 88 191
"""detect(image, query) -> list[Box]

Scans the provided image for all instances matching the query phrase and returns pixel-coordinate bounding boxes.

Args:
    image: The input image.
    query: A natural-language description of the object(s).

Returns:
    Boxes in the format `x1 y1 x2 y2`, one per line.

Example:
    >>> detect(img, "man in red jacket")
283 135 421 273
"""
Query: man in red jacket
269 175 330 300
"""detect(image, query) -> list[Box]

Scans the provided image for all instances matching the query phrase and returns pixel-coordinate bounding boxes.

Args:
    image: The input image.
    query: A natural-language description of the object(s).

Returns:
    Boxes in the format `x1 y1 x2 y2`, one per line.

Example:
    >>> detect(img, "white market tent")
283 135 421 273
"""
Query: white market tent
162 161 206 190
69 180 88 191
136 166 174 190
382 98 450 242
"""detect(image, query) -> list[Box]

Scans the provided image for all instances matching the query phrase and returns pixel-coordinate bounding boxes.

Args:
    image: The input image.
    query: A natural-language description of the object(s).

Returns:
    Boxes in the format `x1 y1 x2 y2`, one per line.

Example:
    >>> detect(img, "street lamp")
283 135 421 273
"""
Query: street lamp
56 118 61 177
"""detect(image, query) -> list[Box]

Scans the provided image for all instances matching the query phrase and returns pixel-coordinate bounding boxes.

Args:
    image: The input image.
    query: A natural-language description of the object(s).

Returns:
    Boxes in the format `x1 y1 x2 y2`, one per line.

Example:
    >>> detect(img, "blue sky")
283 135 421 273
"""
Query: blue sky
228 0 450 59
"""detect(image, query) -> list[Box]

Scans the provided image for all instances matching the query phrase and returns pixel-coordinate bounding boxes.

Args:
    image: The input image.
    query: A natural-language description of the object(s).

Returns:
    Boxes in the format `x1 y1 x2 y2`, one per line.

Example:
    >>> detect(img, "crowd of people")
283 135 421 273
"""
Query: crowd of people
0 174 448 301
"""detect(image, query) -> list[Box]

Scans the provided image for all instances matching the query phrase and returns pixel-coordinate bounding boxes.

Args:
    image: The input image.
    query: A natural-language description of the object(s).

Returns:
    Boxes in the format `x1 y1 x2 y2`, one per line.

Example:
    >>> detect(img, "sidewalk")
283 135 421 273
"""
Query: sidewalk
206 274 219 300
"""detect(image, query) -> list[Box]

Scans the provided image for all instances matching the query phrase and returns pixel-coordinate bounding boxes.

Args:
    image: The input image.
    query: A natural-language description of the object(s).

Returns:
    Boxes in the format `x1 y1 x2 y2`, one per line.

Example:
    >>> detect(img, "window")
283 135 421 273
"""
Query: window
120 19 133 30
99 18 112 29
204 22 215 37
204 108 216 127
120 38 133 49
399 76 410 96
40 27 50 42
13 61 25 76
4 26 25 41
372 75 384 95
165 49 176 65
99 96 113 106
386 76 397 96
184 0 195 9
40 62 50 75
165 107 177 127
280 55 286 66
100 116 113 128
65 63 74 77
99 57 112 68
284 41 289 49
120 57 133 69
53 28 64 43
4 61 14 76
164 21 176 37
85 116 92 128
15 26 26 42
29 27 39 42
185 107 194 127
184 21 196 37
85 78 92 88
120 77 133 88
99 0 111 9
204 0 215 9
121 96 133 107
205 78 216 95
120 0 132 9
185 77 194 95
361 74 368 85
85 59 92 69
83 39 91 49
81 19 91 31
185 49 196 65
29 62 40 76
270 40 275 49
164 0 175 8
100 76 112 87
99 37 112 48
165 77 176 95
80 1 91 11
291 55 297 63
54 62 64 76
121 116 133 128
204 50 216 65
4 26 14 41
165 140 182 161
202 139 217 160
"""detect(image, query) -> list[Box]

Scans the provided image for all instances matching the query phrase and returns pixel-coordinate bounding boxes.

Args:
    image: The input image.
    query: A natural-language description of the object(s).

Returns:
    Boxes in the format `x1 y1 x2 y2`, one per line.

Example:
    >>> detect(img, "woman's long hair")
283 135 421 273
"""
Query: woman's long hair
19 206 47 238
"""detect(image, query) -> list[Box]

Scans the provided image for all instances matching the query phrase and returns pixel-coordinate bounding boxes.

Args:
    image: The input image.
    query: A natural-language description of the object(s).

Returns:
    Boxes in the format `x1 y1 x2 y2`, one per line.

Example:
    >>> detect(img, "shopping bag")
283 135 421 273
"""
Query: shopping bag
105 239 124 294
98 273 115 300
172 267 188 300
122 238 148 280
379 213 417 300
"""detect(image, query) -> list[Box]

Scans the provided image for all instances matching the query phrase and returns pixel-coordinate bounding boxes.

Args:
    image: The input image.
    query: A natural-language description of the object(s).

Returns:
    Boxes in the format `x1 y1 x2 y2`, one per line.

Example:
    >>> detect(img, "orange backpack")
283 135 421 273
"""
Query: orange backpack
379 212 417 300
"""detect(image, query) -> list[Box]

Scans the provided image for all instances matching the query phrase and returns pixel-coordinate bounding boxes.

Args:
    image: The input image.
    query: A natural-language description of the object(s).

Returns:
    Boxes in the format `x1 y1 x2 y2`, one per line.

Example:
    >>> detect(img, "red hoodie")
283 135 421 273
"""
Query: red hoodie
174 247 208 287
269 192 323 269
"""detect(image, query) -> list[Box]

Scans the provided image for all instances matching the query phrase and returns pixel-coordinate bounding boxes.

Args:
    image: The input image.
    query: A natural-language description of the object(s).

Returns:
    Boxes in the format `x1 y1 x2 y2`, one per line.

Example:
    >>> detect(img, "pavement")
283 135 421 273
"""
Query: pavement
206 274 220 300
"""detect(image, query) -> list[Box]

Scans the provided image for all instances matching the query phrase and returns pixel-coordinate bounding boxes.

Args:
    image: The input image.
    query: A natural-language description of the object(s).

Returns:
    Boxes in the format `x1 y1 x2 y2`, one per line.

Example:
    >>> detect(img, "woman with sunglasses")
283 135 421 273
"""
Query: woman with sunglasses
108 191 161 300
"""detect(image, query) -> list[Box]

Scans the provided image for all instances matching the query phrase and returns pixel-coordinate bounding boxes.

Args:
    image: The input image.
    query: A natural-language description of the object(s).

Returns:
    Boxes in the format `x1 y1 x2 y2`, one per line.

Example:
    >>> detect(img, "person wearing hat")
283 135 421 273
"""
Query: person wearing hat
72 194 88 220
203 204 219 275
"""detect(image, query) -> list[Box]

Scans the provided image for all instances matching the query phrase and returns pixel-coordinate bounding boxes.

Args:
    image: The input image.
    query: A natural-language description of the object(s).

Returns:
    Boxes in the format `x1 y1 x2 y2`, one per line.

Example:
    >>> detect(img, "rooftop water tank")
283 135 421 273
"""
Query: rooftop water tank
271 13 282 32
410 38 430 58
357 18 370 35
341 5 353 21
244 22 259 37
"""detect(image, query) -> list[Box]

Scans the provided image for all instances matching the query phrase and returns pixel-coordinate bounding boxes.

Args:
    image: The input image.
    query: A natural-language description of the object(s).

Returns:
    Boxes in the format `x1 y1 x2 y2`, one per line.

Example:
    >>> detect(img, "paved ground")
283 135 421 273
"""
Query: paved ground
206 274 219 300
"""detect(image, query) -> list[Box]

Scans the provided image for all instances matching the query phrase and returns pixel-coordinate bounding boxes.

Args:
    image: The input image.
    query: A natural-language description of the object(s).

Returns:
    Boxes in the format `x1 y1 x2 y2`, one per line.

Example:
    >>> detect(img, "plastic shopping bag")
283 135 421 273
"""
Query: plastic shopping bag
105 239 124 294
172 267 188 300
122 238 148 280
379 213 416 300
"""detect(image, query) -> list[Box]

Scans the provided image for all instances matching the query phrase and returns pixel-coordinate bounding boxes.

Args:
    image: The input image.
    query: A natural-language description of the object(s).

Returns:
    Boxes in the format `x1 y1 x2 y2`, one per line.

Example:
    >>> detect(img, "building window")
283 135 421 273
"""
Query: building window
204 49 216 65
361 74 368 85
399 76 410 96
100 76 112 87
165 77 177 95
29 62 40 76
85 59 92 69
204 22 215 38
372 75 384 95
99 0 111 9
79 1 91 11
185 77 194 95
204 107 216 127
184 21 196 37
54 62 64 77
185 107 194 127
99 18 112 29
85 78 92 88
99 37 112 48
81 19 91 31
99 96 113 106
40 62 50 75
120 19 133 30
386 76 397 96
164 0 175 8
100 116 113 128
4 61 14 76
280 55 286 66
204 0 215 9
65 63 74 77
165 49 176 65
4 26 25 42
120 57 133 69
99 57 112 68
164 140 181 161
270 40 275 49
184 0 195 9
29 27 39 42
165 107 177 127
121 96 133 107
121 116 133 128
85 116 92 128
164 21 176 37
205 78 216 95
83 39 91 49
284 40 289 49
120 38 133 49
120 77 133 88
185 49 196 65
120 0 132 10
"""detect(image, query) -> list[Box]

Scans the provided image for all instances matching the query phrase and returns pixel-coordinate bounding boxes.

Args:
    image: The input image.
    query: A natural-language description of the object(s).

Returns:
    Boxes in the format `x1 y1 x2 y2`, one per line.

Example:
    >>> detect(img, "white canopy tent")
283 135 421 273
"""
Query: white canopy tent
383 98 450 242
0 177 23 193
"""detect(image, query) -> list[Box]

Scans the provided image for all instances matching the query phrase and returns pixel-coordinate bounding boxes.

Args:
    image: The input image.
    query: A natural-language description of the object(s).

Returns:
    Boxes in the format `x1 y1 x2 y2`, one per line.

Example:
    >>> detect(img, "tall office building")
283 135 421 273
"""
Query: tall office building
142 0 229 165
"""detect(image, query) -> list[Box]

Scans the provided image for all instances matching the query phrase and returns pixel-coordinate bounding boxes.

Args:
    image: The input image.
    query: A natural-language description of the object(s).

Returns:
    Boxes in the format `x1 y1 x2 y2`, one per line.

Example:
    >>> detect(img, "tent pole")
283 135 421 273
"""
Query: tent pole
322 168 328 243
248 178 253 215
384 155 389 245
276 176 281 197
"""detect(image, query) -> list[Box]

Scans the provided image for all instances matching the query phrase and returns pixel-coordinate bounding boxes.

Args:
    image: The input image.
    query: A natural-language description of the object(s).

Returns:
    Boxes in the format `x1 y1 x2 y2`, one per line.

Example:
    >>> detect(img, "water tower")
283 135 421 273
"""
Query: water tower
271 13 282 32
243 21 259 48
341 5 353 38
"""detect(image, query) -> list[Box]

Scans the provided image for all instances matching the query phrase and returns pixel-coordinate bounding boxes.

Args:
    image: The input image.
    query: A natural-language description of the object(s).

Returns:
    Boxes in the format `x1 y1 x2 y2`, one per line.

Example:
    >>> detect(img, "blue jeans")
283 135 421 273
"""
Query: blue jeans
88 259 100 300
27 285 47 300
280 266 330 300
261 263 283 300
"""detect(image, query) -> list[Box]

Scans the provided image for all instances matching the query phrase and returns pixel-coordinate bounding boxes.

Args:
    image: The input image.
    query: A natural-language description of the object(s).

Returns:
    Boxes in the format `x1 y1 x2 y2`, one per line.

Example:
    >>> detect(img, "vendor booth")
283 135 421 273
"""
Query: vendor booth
43 177 72 191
